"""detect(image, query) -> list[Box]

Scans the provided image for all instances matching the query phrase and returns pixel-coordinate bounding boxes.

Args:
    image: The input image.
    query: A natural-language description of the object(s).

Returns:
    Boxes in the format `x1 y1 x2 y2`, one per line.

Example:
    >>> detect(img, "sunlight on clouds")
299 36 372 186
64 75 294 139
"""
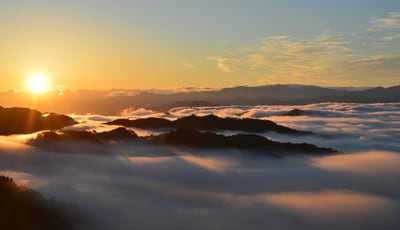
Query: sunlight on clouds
0 104 399 229
120 108 165 118
0 135 32 150
208 56 238 73
248 35 350 83
260 34 348 56
313 151 400 175
207 29 400 86
248 190 396 220
180 154 238 173
214 107 246 118
208 34 358 85
127 156 174 165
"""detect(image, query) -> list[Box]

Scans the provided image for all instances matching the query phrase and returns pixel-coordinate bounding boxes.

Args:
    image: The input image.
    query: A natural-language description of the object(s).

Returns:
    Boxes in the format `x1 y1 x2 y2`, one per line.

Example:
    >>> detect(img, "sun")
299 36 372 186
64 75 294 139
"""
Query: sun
27 73 48 93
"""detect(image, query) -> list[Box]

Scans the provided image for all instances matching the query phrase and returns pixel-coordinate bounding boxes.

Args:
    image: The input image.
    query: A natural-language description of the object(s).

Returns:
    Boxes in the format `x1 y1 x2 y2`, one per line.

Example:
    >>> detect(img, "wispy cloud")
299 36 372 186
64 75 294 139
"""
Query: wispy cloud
180 61 196 69
207 56 238 73
383 33 400 41
241 34 355 85
252 190 395 220
248 34 350 72
346 55 400 74
260 34 348 56
368 12 400 31
201 12 400 86
206 29 400 86
313 151 400 175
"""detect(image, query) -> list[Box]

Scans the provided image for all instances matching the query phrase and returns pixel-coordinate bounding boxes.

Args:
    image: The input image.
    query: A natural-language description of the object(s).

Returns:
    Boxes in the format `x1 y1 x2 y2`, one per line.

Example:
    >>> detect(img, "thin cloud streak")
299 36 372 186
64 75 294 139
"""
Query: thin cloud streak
368 12 400 31
208 56 238 73
251 190 396 220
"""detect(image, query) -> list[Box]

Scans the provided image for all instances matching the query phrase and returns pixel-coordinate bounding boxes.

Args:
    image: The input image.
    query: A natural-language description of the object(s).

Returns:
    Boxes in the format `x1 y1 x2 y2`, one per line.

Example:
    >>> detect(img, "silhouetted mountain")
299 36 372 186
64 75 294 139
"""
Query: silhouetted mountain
147 129 337 156
34 130 103 144
32 128 138 145
161 100 218 110
29 128 139 153
283 109 306 116
110 117 171 129
1 84 399 114
361 86 400 100
120 84 400 111
0 175 81 230
97 127 139 141
107 114 310 134
0 107 77 135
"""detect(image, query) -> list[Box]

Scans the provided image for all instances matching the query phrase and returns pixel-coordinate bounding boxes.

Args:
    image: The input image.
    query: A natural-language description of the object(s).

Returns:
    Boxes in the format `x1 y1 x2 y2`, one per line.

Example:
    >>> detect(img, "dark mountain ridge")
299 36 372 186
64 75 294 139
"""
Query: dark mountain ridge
29 128 336 157
0 107 77 135
106 114 310 134
0 175 80 230
147 129 337 156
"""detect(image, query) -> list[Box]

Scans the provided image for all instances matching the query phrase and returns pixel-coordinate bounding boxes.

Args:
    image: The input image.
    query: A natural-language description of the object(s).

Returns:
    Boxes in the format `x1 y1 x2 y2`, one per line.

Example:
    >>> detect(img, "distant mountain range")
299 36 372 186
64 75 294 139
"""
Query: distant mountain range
1 84 399 114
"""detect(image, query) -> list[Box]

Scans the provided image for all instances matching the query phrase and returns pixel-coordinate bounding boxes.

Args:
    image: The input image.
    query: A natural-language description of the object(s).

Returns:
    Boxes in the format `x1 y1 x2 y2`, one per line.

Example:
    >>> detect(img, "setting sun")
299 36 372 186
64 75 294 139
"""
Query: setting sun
27 73 48 93
0 1 399 230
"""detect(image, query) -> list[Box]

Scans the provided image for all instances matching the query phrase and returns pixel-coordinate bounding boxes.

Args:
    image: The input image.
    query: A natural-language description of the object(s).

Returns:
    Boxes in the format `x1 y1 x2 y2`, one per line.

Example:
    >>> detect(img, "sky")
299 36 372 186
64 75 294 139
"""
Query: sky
1 0 400 91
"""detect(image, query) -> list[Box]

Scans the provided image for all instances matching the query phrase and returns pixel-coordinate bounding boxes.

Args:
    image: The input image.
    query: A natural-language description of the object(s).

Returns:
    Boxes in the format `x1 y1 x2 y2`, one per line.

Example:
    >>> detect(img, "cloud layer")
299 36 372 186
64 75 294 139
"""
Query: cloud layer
0 102 399 229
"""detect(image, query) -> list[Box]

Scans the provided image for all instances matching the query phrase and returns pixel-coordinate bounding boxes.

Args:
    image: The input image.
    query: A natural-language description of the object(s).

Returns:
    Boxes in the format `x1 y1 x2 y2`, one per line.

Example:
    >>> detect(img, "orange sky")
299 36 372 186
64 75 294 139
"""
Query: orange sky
1 1 400 91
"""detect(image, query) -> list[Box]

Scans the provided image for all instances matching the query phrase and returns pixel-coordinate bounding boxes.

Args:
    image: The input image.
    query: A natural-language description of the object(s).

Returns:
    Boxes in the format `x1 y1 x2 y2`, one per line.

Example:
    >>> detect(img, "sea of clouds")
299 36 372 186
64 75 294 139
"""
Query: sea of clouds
0 102 399 229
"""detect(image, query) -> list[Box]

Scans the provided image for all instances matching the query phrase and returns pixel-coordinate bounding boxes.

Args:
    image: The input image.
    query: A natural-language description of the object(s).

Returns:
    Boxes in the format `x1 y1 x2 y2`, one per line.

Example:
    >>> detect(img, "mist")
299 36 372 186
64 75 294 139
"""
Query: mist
0 103 399 229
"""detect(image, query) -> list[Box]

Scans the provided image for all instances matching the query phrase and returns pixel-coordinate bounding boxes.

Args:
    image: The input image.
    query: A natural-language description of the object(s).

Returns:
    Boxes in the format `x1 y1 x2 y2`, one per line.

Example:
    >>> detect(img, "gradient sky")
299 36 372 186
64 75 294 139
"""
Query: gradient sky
1 0 400 91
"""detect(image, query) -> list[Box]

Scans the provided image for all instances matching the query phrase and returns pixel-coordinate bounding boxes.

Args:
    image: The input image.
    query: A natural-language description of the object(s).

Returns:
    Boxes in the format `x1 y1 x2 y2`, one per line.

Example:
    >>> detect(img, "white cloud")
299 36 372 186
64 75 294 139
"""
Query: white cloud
206 32 400 86
383 33 400 41
208 56 238 73
119 107 164 117
247 35 350 78
368 12 400 31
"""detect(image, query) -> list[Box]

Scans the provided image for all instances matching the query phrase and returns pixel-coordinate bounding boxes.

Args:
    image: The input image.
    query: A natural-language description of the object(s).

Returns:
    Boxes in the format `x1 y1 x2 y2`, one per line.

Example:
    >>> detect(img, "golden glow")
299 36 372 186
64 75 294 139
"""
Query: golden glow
27 73 48 93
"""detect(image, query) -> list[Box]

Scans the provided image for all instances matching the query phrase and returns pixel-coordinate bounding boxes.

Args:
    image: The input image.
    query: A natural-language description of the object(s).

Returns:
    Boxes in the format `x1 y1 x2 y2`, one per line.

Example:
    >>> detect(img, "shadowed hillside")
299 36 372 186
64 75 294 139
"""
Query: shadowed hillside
0 176 80 230
33 127 139 144
147 129 337 156
29 128 139 153
0 107 77 135
28 127 336 156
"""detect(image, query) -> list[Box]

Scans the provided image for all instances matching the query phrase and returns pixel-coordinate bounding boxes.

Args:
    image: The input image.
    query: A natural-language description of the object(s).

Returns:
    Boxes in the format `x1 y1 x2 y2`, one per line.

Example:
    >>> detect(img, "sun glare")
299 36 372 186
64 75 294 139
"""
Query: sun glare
27 73 48 93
